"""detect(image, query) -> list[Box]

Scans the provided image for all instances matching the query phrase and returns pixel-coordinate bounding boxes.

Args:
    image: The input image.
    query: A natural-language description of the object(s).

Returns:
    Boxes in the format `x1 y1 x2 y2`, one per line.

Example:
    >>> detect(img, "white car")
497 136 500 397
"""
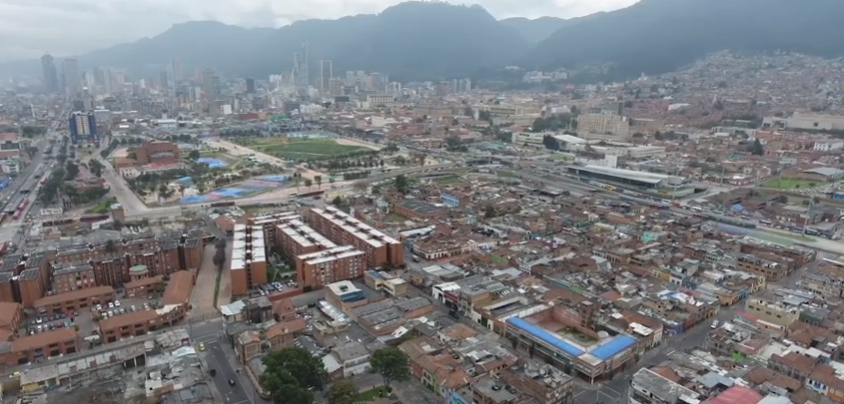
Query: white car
114 300 121 307
710 320 719 329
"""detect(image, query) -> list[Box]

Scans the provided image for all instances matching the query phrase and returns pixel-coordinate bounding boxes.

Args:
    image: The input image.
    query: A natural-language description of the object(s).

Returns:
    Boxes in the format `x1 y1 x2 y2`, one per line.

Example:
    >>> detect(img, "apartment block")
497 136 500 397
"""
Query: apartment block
247 211 300 252
306 207 404 268
34 286 116 314
576 113 630 141
0 302 24 342
0 253 50 308
51 262 96 293
0 328 80 367
295 246 365 288
276 219 336 262
230 225 268 296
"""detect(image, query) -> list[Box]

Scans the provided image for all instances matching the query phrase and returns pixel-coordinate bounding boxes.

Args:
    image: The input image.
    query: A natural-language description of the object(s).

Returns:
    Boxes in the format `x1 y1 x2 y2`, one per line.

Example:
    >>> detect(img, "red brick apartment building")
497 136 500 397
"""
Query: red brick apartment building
295 246 366 288
0 302 24 342
305 207 404 268
135 141 180 165
247 211 300 249
230 226 268 297
34 286 116 314
0 253 51 308
99 270 194 343
0 328 79 368
276 219 337 261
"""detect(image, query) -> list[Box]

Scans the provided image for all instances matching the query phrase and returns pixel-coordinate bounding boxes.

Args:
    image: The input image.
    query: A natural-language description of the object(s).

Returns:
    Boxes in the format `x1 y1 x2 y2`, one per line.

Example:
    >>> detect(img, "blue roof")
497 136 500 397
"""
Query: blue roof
590 335 637 360
507 318 584 356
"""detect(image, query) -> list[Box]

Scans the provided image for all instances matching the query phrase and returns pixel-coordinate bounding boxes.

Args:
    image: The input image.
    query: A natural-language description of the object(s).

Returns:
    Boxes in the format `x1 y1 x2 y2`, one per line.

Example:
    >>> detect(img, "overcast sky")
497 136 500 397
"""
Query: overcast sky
0 0 637 63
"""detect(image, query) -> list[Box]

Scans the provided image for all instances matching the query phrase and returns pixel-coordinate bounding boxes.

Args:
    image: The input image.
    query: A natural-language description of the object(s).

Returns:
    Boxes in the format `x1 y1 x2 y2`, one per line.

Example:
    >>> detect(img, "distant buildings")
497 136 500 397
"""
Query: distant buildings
320 60 333 92
40 53 59 93
63 58 82 97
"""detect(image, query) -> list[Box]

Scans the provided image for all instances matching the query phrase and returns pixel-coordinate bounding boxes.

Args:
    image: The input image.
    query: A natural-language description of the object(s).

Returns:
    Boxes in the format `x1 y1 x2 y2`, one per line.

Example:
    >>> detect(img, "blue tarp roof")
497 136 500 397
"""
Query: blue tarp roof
731 203 744 211
507 318 584 356
590 335 637 360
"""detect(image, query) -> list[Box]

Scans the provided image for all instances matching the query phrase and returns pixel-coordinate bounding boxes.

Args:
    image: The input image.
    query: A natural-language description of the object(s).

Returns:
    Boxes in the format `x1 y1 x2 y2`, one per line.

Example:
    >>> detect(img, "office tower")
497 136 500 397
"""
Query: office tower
297 42 309 88
245 77 256 94
171 58 180 82
319 60 333 92
68 111 98 146
159 70 169 90
101 68 113 94
40 54 59 93
63 58 82 97
201 68 221 100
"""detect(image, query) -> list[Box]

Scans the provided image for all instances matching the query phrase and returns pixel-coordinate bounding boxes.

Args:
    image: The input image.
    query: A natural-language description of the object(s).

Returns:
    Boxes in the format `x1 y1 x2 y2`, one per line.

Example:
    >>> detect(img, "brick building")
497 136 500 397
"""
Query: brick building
230 225 268 296
295 246 366 288
34 286 116 314
276 219 337 262
0 328 79 368
305 207 404 268
135 141 180 165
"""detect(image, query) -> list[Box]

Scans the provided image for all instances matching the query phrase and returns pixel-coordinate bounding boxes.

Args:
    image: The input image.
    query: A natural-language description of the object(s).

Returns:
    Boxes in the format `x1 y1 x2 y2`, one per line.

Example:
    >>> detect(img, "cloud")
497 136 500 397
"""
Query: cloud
0 0 637 63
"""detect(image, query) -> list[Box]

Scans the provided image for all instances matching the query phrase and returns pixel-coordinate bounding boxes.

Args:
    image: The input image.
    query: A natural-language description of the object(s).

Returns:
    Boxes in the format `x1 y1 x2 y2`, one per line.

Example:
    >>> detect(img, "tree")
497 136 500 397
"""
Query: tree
370 347 410 391
188 149 201 160
484 205 497 219
315 175 322 189
213 239 227 271
65 161 80 180
394 175 410 194
304 179 313 189
262 347 327 393
751 138 764 155
326 380 359 404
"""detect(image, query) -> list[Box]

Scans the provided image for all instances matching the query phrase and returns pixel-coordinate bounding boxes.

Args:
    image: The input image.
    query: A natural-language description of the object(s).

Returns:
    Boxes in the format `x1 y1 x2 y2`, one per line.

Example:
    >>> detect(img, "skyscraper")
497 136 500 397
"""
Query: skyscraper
297 42 310 88
319 60 333 92
63 58 82 97
245 78 256 94
201 68 221 100
40 53 59 93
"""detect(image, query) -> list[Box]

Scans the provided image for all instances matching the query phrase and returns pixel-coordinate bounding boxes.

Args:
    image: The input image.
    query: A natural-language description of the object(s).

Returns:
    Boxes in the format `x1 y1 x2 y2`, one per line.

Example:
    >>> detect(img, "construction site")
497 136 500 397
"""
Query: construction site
4 328 215 404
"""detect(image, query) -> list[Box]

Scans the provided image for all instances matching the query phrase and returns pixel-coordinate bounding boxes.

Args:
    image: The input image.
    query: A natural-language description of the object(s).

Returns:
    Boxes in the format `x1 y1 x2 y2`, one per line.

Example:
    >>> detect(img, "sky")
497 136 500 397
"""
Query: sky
0 0 638 63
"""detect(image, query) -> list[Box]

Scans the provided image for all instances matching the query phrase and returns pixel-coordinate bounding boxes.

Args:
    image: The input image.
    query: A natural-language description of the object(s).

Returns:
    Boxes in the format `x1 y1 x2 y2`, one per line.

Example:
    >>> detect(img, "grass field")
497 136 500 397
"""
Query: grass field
357 387 389 402
251 139 369 159
434 176 461 184
761 178 820 189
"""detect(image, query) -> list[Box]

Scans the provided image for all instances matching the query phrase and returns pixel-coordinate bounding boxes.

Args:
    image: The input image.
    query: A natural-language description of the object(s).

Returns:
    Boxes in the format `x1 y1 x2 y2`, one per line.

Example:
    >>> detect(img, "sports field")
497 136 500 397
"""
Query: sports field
250 138 370 160
761 178 820 189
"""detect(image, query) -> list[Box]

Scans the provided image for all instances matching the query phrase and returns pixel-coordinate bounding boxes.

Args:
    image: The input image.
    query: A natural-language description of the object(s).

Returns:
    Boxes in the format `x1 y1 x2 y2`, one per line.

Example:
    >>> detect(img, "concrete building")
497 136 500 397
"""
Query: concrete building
629 368 700 404
505 316 637 382
364 270 408 297
295 246 365 289
230 225 268 296
745 298 799 328
306 207 404 268
135 141 180 165
576 113 630 141
63 58 82 97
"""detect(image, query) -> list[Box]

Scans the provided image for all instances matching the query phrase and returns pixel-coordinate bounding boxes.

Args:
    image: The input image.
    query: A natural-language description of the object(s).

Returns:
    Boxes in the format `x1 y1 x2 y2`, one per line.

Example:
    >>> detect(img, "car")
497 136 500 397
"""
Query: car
114 300 121 307
198 342 205 352
711 320 719 329
228 379 236 386
108 302 114 309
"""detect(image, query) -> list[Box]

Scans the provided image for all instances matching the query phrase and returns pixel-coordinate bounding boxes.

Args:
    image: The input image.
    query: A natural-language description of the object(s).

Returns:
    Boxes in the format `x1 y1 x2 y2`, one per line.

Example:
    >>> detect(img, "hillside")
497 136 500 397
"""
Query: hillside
501 13 605 44
528 0 844 78
0 2 527 81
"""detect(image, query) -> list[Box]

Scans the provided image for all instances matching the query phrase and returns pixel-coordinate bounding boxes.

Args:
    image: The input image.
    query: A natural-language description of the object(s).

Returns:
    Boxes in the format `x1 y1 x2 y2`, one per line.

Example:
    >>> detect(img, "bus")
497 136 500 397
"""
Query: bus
296 190 325 199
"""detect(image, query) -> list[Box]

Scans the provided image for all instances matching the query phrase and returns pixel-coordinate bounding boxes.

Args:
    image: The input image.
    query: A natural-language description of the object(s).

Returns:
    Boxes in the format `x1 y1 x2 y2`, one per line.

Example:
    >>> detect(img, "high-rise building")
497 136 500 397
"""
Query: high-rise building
63 58 82 97
159 70 170 90
68 111 98 146
319 60 333 92
245 78 256 94
40 54 59 93
201 68 221 100
297 42 310 88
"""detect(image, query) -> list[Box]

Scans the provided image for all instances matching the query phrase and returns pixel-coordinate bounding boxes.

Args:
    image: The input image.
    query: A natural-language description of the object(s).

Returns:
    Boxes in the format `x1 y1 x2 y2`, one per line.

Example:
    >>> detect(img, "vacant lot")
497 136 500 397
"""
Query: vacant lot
761 178 821 189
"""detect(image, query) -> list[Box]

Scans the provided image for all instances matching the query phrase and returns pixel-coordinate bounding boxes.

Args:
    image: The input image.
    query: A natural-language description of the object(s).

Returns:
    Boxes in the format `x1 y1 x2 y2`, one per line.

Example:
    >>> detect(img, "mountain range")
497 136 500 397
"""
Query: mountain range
3 0 844 82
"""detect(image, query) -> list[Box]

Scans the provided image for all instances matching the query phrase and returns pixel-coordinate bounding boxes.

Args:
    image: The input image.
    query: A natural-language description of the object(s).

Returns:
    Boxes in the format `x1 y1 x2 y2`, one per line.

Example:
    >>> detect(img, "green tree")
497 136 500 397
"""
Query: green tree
370 347 410 391
751 138 764 155
188 149 201 160
326 380 359 404
394 175 410 194
315 175 322 189
304 178 313 189
262 347 327 392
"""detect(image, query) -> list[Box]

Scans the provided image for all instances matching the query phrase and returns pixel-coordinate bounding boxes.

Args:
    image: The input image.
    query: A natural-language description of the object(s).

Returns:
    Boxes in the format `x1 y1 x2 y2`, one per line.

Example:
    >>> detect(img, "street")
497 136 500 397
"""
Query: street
190 319 266 404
